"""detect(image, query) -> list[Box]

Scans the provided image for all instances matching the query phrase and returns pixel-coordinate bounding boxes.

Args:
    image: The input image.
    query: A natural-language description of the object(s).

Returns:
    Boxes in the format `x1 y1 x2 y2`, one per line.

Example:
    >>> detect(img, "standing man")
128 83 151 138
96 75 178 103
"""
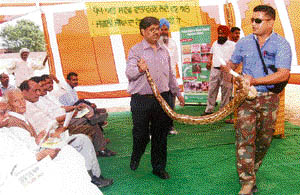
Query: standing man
230 27 241 43
221 5 291 194
126 16 184 179
202 25 236 115
7 48 48 87
158 18 180 135
226 27 241 124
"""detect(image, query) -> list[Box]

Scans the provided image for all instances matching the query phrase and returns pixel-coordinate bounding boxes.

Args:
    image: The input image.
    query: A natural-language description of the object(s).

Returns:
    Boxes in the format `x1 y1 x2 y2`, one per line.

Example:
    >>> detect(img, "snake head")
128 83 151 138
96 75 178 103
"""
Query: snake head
238 75 257 100
234 76 244 90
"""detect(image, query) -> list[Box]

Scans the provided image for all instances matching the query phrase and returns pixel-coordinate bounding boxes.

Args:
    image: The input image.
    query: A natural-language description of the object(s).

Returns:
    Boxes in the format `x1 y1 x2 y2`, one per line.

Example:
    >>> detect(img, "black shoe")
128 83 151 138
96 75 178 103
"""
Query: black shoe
201 112 213 116
252 185 258 193
152 170 170 179
130 159 140 171
91 175 113 188
97 148 117 157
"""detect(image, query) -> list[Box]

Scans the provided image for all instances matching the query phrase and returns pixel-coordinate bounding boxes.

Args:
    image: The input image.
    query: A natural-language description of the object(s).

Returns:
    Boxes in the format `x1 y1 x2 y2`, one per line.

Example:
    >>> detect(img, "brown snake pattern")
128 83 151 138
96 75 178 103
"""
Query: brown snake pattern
145 69 253 125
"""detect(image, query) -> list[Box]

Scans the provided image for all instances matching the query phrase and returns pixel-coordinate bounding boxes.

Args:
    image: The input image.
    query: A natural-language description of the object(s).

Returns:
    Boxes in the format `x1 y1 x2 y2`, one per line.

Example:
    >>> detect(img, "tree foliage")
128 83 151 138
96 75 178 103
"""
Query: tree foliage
0 19 45 52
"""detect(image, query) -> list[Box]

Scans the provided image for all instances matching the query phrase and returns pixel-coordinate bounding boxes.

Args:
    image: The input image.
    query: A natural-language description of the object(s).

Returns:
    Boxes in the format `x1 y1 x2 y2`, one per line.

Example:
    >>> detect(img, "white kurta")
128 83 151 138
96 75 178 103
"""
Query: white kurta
23 105 101 177
6 59 44 87
0 127 102 195
38 95 66 120
25 101 54 133
158 37 179 75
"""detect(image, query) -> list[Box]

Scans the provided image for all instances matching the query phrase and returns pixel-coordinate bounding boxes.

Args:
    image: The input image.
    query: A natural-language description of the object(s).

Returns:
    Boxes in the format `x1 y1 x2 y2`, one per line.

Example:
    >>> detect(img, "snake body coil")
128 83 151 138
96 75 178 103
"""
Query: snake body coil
145 69 253 125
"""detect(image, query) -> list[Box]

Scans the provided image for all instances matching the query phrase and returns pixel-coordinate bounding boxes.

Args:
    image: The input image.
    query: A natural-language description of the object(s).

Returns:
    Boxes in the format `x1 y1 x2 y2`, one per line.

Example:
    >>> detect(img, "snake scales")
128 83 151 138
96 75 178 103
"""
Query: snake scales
145 69 255 125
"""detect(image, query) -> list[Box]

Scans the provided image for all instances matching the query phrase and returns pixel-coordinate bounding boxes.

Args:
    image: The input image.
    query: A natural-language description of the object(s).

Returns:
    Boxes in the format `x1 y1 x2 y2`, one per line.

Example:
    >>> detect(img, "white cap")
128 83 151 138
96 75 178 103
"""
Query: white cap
19 48 30 55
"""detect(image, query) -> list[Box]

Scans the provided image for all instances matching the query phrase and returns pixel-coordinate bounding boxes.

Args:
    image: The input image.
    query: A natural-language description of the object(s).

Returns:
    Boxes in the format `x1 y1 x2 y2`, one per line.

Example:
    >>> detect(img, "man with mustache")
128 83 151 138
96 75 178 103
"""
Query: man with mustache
158 18 182 135
126 16 184 179
202 25 236 116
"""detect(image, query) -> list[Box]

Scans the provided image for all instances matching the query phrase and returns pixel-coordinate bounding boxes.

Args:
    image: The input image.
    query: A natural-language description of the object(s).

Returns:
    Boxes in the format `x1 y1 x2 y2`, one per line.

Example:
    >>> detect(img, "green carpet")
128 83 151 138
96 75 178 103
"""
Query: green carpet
98 106 300 195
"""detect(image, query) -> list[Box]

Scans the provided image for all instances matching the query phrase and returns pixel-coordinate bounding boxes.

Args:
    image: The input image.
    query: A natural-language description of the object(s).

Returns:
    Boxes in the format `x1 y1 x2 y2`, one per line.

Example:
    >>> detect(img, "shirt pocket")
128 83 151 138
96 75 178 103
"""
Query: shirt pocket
263 50 276 67
243 52 257 68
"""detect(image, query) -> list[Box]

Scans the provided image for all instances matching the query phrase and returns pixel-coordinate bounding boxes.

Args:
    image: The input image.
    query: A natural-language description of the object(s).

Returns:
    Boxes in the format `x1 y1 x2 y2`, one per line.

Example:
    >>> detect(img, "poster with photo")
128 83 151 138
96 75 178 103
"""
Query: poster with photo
180 25 211 104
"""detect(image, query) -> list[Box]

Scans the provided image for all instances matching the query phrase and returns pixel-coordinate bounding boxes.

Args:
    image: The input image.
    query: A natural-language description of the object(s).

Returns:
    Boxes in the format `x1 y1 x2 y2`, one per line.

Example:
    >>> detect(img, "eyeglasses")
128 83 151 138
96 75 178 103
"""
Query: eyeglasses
251 18 272 24
148 27 160 33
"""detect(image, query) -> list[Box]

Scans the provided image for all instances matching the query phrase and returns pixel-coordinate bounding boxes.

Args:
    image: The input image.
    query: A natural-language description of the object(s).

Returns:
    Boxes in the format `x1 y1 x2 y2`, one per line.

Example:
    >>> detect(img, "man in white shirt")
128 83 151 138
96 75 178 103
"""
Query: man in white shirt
28 76 115 157
0 102 103 195
6 48 48 87
202 25 236 115
7 87 113 188
158 18 182 135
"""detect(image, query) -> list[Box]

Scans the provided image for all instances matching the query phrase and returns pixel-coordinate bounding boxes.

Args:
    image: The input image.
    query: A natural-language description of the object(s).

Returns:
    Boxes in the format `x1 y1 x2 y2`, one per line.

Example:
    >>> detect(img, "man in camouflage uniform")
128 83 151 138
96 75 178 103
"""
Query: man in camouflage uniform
222 5 292 195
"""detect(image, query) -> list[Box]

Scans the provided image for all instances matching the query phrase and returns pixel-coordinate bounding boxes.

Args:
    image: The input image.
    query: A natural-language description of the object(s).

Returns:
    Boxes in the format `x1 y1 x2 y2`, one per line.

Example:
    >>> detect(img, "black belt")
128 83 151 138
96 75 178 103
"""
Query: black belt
133 91 169 98
141 94 155 98
214 67 221 70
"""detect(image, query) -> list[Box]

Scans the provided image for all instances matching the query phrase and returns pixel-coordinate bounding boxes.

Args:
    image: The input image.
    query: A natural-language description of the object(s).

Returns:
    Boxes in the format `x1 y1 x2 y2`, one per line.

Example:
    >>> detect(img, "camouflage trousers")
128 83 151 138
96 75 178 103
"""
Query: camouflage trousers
235 93 279 185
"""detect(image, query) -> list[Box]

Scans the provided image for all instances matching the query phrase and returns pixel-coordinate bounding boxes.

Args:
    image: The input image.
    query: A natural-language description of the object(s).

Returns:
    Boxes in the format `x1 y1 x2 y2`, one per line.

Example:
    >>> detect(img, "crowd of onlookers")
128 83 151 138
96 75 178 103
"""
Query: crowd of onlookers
0 48 115 194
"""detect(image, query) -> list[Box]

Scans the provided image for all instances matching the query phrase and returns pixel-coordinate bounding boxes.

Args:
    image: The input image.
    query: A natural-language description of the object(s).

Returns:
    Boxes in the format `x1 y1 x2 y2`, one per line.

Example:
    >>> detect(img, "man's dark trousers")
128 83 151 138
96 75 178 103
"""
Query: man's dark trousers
130 91 171 171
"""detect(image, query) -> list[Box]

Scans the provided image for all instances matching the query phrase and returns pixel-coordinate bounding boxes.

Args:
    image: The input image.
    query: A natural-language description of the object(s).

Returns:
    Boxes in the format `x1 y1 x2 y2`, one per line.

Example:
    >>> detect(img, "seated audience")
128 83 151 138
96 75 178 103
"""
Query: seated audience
21 78 116 157
4 88 113 188
0 102 103 195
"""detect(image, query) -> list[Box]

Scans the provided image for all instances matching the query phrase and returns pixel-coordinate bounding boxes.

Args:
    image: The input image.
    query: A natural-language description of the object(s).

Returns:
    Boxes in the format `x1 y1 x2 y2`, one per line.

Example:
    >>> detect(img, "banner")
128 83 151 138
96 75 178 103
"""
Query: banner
180 25 211 104
85 1 201 36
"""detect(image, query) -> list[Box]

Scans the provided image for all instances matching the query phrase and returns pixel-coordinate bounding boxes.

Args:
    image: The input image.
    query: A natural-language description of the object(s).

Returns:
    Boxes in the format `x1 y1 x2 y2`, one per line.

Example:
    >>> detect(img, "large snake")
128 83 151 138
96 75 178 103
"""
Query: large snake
144 69 256 125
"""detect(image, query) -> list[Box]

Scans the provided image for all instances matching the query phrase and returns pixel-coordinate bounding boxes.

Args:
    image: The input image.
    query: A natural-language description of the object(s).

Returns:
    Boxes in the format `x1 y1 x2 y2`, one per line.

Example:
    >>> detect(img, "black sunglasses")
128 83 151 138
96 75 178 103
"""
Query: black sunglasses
251 18 271 24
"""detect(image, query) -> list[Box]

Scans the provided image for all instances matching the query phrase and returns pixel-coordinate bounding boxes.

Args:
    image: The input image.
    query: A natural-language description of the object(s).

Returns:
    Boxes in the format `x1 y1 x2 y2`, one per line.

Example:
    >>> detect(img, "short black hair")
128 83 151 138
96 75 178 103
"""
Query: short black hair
29 76 42 83
139 17 160 35
19 80 30 91
253 5 276 20
231 27 240 33
40 74 50 81
67 72 78 80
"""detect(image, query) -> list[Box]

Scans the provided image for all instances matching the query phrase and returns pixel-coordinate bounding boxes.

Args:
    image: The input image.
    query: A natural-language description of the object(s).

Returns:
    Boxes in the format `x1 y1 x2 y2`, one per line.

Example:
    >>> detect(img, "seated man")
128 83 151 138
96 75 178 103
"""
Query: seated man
22 78 115 157
0 72 15 96
4 89 113 188
55 72 108 128
0 102 103 195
